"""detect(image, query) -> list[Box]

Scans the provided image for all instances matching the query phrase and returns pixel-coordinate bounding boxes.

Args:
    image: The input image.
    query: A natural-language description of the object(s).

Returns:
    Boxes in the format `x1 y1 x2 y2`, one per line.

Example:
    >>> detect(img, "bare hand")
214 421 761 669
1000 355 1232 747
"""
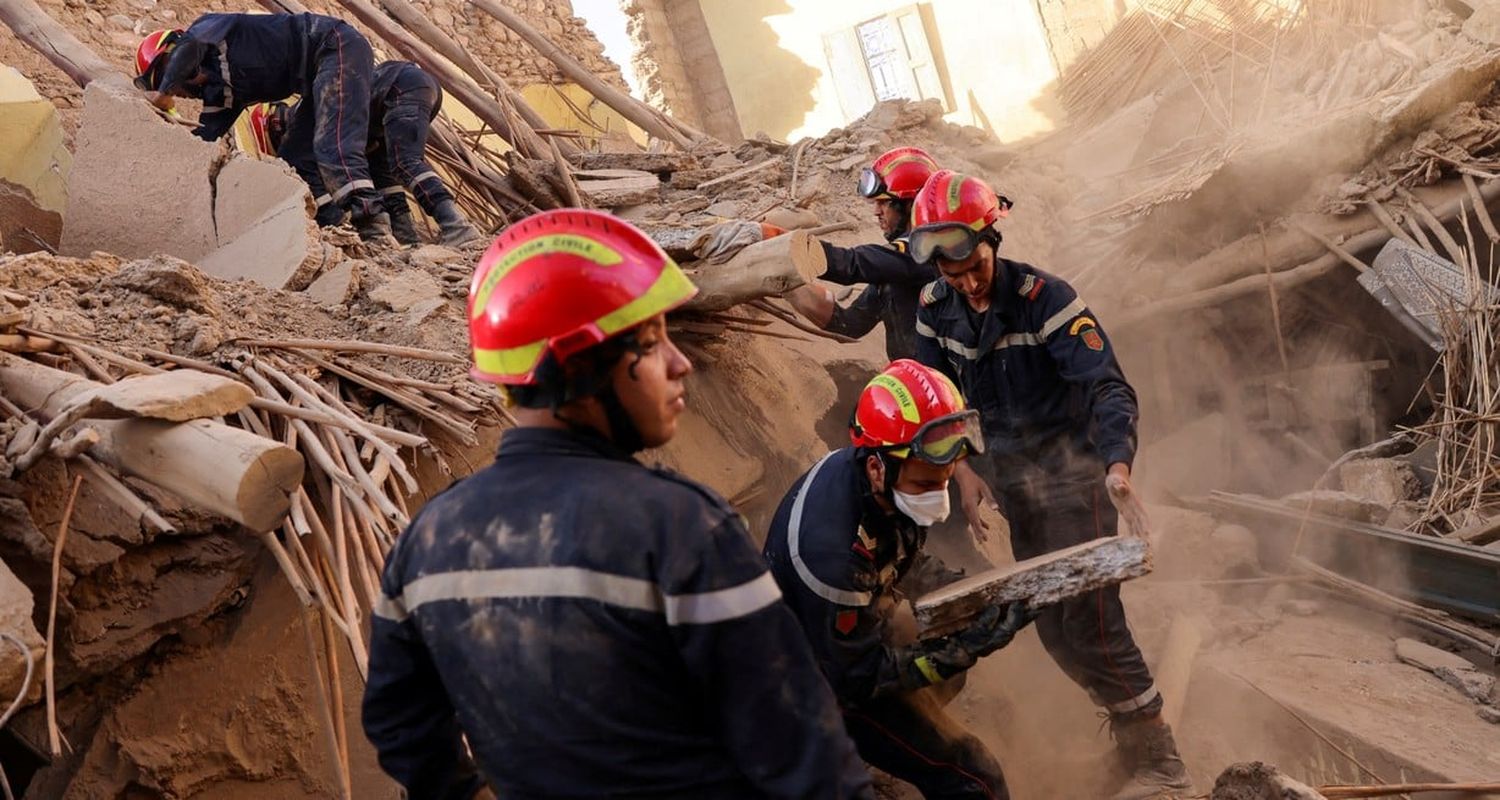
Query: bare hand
1105 463 1152 542
954 460 999 544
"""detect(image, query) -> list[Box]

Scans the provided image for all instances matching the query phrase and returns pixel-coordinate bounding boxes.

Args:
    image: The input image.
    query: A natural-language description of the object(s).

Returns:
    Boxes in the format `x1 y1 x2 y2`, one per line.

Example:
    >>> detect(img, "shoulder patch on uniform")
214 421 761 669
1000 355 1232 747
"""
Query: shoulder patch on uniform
1068 316 1097 336
892 239 908 254
1018 274 1046 301
920 281 940 306
835 609 859 635
1081 329 1105 351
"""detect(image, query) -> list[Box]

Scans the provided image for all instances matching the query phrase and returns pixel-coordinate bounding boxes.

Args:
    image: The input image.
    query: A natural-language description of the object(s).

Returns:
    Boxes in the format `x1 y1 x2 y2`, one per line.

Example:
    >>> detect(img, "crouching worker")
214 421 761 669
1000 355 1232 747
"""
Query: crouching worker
362 209 874 800
764 359 1034 799
133 15 392 239
247 61 480 246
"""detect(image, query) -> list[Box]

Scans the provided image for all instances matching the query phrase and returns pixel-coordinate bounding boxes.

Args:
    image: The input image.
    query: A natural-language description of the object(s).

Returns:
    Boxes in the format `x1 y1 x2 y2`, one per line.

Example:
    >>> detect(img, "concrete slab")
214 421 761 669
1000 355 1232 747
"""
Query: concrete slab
61 82 221 262
303 259 363 306
198 155 322 290
0 555 44 707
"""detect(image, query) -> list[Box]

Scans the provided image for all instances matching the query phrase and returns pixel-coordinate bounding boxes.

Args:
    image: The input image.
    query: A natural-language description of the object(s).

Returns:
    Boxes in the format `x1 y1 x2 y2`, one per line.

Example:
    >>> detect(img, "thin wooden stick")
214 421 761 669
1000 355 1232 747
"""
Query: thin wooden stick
1261 223 1290 372
299 608 351 800
74 456 174 534
1462 173 1500 244
1367 200 1417 246
234 338 465 364
316 601 353 798
1292 221 1369 273
1319 781 1500 798
45 473 83 757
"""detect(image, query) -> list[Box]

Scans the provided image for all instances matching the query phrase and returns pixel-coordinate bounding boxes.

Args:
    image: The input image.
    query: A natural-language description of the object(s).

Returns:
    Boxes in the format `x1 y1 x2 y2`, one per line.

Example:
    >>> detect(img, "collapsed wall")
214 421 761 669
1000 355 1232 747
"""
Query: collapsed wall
60 82 333 291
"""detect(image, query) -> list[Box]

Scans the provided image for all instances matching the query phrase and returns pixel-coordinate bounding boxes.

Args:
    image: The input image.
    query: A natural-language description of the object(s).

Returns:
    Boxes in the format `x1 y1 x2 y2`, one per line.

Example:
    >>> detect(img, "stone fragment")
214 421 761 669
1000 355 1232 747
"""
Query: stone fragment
370 270 444 312
1338 458 1423 506
1435 665 1497 704
198 155 319 290
1395 637 1474 673
0 555 44 707
302 260 363 306
106 257 221 314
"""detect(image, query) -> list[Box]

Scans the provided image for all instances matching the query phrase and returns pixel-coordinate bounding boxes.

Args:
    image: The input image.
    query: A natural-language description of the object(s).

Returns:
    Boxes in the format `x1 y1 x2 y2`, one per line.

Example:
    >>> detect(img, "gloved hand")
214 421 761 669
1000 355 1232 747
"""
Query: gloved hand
953 601 1036 659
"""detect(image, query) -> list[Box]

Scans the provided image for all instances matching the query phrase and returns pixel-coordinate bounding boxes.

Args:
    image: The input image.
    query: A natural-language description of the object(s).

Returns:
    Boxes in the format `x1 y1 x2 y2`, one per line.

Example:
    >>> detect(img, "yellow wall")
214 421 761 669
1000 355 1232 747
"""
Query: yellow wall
0 66 71 212
697 0 1061 143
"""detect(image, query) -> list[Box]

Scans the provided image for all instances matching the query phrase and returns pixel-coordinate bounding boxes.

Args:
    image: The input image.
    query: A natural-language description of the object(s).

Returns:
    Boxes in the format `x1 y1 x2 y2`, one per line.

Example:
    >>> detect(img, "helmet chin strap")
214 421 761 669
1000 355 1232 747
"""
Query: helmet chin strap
547 335 649 454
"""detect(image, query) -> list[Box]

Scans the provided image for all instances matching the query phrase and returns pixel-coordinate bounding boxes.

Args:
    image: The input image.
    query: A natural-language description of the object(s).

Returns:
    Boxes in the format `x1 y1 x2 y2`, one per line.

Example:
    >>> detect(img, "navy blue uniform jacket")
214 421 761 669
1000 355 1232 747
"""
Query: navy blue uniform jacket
363 427 873 800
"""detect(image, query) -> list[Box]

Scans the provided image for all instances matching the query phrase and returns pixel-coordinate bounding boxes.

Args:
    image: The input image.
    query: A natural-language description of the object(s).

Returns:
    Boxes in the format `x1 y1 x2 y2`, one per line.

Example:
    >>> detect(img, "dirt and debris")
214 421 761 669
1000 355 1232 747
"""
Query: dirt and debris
2 0 1500 796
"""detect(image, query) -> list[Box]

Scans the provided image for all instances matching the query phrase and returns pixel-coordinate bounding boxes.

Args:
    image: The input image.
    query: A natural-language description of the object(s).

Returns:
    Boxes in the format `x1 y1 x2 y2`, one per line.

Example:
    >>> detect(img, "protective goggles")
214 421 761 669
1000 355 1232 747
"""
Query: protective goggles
883 410 985 465
909 223 985 265
857 168 889 199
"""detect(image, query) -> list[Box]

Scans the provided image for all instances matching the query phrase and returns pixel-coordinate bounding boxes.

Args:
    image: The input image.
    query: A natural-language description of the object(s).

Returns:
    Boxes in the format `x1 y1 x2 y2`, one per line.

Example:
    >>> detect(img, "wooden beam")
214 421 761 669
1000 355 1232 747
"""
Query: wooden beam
914 536 1152 638
370 0 576 156
0 353 303 531
682 229 826 313
0 0 124 88
466 0 698 148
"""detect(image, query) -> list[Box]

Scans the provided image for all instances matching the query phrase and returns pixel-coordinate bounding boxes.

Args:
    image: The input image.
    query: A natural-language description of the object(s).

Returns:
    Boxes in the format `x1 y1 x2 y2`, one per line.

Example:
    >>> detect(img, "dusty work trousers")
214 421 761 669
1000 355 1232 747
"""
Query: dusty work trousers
278 22 379 219
370 74 452 218
992 467 1161 720
843 687 1008 800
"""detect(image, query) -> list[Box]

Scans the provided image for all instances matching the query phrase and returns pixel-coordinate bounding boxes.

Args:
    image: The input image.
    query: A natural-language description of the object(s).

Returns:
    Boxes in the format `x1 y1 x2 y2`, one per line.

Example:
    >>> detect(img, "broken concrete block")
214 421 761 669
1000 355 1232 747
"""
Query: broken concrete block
303 259 362 306
369 270 444 312
404 297 447 327
408 245 466 270
1279 489 1387 524
1395 637 1473 673
1480 705 1500 725
1435 665 1497 705
62 82 221 262
1339 458 1423 506
197 154 320 290
1464 1 1500 45
0 555 44 707
105 257 221 315
0 66 71 255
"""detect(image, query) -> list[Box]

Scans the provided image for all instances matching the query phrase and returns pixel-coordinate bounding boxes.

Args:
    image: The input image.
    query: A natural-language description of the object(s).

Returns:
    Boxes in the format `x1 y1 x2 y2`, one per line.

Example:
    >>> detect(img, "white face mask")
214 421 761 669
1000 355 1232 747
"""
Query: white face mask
892 488 951 527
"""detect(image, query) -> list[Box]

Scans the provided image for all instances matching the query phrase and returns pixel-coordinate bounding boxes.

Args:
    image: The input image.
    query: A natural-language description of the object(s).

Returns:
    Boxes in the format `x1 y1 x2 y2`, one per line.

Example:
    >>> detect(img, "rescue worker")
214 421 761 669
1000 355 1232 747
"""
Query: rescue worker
133 16 392 239
788 147 1014 360
248 61 481 246
764 359 1034 800
362 209 874 800
787 146 940 360
908 171 1192 799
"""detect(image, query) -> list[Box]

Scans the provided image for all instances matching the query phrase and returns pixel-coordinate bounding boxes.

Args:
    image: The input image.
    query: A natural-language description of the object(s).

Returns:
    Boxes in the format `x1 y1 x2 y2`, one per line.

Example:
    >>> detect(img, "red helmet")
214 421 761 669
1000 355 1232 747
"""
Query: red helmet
134 29 183 91
907 170 1005 264
467 209 698 385
850 360 983 465
247 102 289 156
858 146 939 202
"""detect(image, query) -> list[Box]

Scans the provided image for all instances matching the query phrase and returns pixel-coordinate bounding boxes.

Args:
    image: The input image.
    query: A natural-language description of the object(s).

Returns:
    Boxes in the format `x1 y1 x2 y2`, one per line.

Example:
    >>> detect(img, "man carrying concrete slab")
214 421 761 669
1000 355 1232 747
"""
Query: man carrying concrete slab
909 170 1192 799
132 15 393 240
363 210 873 800
764 359 1033 799
249 60 481 247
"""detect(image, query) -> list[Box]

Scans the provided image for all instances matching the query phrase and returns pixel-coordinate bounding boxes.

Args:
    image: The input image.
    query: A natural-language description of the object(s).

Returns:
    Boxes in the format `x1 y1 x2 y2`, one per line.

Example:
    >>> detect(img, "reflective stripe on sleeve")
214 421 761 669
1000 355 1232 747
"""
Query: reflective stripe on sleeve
788 454 873 607
1039 297 1088 339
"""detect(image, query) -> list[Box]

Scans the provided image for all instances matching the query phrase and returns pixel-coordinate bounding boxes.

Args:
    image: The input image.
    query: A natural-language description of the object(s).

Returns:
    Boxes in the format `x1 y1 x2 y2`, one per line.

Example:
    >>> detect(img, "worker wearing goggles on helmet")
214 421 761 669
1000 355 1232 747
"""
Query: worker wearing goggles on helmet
765 359 1031 800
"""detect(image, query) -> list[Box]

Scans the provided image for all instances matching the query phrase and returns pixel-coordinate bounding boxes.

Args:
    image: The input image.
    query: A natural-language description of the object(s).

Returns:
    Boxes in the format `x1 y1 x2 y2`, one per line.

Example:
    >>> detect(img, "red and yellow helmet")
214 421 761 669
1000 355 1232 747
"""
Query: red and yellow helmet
467 209 698 385
247 102 289 156
907 170 1004 264
858 146 940 202
850 360 983 465
134 29 183 90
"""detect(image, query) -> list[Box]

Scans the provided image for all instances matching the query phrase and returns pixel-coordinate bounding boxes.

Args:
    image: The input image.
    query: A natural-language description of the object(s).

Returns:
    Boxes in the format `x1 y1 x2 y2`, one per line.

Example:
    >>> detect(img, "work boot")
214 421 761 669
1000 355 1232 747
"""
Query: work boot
388 208 421 245
433 199 481 247
353 209 394 242
1109 716 1193 800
